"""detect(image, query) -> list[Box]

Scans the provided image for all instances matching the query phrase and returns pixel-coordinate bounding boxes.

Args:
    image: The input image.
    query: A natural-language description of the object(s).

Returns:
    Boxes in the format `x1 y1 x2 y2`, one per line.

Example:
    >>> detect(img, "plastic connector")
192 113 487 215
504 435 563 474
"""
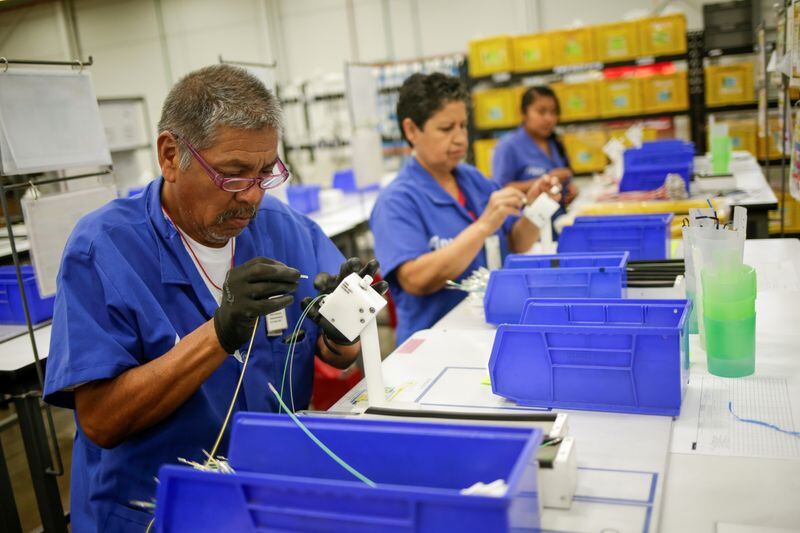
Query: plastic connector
318 273 388 343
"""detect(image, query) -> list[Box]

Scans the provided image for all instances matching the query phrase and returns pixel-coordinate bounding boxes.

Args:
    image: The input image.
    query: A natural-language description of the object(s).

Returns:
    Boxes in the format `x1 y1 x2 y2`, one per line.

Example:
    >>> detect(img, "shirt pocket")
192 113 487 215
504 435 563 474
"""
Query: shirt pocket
103 502 154 532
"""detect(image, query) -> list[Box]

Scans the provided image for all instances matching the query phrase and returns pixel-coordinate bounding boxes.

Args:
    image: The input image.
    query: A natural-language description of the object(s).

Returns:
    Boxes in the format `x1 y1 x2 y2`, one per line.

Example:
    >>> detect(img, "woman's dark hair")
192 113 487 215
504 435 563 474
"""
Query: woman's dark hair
519 85 569 167
397 73 469 147
520 85 560 115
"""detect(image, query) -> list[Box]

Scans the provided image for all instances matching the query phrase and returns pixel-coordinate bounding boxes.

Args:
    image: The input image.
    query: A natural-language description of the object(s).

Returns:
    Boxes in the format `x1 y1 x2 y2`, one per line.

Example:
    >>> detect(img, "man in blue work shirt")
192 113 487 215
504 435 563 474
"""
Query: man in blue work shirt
43 64 383 532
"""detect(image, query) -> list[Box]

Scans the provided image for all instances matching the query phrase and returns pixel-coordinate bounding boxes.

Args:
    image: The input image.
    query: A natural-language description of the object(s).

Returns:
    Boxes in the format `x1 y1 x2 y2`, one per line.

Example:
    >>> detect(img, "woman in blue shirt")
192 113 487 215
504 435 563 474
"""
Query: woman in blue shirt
370 73 558 344
492 86 577 205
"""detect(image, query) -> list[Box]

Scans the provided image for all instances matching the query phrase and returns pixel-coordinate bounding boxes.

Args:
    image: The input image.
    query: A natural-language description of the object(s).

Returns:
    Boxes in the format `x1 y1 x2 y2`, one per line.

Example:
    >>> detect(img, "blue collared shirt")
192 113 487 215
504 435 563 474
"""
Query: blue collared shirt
43 177 343 532
492 127 568 186
370 157 515 344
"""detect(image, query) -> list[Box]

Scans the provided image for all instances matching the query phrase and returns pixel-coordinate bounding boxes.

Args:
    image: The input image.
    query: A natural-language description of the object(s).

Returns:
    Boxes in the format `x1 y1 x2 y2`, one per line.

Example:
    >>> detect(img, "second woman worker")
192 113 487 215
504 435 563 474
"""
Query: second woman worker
370 73 558 344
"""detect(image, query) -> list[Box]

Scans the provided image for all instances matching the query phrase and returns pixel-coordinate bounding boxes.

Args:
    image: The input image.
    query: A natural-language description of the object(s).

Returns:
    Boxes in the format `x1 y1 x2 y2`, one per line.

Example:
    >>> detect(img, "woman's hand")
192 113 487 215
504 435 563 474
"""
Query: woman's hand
476 188 526 236
525 174 561 205
549 167 573 182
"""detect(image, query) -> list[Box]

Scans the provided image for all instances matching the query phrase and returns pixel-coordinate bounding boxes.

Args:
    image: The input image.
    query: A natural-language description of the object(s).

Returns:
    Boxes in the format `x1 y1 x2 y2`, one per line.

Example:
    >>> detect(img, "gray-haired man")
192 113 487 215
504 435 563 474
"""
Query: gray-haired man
43 64 383 532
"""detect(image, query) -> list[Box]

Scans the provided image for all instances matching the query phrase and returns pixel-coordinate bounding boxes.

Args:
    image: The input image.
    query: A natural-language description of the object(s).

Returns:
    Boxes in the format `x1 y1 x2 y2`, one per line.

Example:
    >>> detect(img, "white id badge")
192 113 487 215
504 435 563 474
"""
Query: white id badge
266 309 289 336
484 235 502 271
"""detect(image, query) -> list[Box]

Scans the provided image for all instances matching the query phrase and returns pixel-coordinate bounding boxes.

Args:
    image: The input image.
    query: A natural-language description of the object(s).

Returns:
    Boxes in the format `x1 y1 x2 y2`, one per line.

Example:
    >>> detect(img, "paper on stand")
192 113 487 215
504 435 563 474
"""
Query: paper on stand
0 70 111 174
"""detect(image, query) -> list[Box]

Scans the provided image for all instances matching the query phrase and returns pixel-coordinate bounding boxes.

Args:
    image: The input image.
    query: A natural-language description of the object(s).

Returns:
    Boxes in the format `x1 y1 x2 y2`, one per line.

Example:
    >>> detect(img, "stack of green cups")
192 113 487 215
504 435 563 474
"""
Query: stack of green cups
710 135 732 174
701 264 756 377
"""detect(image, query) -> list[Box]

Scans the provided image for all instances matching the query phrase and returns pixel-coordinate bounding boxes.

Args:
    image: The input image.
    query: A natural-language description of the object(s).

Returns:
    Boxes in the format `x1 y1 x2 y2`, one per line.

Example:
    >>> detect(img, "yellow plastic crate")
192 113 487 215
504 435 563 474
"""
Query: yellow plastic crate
638 14 687 56
595 21 640 62
472 88 519 129
599 78 642 117
758 115 784 160
473 138 499 177
769 189 800 234
705 63 756 106
562 130 608 173
551 28 596 65
579 198 728 238
551 81 600 121
708 119 757 156
608 126 659 146
512 33 553 72
641 71 688 112
468 35 513 77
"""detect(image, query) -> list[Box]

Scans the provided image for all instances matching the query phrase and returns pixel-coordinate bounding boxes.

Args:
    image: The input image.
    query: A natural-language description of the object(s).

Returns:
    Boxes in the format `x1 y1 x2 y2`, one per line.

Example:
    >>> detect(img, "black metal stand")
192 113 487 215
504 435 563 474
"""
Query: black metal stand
12 392 66 533
0 434 22 533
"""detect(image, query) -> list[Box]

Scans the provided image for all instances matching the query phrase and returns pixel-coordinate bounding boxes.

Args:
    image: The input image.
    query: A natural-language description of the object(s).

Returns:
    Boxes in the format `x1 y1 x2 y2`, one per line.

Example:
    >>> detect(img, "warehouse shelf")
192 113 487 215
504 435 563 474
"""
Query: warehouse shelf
467 52 688 87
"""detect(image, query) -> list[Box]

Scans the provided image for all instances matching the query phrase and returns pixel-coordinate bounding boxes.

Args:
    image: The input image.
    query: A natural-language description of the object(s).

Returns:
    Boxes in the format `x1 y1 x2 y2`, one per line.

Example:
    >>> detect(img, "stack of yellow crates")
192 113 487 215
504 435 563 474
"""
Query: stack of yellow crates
469 14 687 76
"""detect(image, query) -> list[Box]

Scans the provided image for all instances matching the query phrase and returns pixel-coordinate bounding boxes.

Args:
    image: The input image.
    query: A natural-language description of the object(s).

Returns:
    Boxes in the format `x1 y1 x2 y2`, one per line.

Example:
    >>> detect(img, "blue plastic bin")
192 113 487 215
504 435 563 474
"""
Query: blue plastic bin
489 298 691 416
332 168 380 194
286 184 321 214
155 414 543 532
0 266 55 325
558 213 673 260
620 140 695 192
484 252 628 325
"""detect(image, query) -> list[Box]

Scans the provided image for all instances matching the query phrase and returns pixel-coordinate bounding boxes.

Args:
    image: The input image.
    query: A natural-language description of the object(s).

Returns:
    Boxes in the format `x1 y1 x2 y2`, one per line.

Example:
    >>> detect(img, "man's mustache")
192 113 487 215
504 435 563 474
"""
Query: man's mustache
216 205 258 223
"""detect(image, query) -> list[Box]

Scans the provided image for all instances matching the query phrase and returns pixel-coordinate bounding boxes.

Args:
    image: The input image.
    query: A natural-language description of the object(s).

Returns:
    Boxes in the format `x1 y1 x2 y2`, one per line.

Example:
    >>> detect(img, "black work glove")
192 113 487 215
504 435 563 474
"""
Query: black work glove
301 258 389 352
213 257 300 353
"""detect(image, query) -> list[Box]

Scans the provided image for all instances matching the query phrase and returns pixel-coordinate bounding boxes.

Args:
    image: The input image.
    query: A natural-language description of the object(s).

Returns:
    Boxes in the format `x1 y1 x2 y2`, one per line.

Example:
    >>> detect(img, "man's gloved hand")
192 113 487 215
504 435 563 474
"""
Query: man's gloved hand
301 258 389 352
214 257 300 353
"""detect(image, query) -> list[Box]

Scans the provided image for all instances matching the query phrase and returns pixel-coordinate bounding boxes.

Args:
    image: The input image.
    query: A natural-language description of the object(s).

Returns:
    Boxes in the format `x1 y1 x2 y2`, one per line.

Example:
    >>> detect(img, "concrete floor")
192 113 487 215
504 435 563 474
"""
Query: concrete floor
2 324 396 530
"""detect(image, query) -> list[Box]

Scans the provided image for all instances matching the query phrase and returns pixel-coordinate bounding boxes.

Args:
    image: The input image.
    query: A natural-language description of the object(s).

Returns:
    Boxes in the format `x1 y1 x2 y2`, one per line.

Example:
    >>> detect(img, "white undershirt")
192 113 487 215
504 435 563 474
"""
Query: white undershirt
178 231 233 306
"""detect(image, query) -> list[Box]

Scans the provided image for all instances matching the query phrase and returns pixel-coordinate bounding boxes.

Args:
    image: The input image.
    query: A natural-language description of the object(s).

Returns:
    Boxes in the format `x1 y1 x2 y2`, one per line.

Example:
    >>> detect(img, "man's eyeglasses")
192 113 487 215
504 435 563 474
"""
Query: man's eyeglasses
173 133 290 192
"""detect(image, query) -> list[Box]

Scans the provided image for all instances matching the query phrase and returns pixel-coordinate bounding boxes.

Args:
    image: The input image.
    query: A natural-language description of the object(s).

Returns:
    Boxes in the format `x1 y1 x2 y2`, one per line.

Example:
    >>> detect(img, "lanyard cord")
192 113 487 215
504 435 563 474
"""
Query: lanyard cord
163 208 234 291
176 229 235 291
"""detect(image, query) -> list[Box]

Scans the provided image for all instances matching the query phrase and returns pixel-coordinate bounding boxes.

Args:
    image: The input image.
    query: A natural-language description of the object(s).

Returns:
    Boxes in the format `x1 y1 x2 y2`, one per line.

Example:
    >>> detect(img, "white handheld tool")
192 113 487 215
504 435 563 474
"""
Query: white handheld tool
318 272 389 407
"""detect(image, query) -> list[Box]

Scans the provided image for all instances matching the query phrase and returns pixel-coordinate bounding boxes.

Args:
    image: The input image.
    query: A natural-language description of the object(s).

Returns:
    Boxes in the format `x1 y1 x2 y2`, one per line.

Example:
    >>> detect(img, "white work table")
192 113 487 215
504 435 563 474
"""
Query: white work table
574 153 778 239
332 238 800 532
307 191 377 239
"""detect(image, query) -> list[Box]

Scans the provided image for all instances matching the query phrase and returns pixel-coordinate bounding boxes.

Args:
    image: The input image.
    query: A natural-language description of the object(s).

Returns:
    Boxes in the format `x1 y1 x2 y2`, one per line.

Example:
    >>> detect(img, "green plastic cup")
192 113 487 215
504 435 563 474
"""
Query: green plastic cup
710 135 732 174
701 264 756 378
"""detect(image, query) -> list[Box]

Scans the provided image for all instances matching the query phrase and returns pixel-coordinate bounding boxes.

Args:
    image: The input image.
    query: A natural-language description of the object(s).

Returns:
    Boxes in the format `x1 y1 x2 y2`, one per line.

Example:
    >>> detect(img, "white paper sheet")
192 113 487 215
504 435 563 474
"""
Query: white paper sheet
673 375 800 459
98 99 149 151
22 185 118 297
0 69 111 174
753 260 800 292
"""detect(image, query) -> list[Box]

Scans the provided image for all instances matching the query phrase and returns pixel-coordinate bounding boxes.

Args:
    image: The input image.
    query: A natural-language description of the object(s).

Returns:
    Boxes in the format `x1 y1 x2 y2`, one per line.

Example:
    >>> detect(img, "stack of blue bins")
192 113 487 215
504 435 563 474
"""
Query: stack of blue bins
489 298 691 416
619 139 694 192
558 213 674 260
483 252 629 325
0 265 55 324
286 185 321 214
154 413 545 532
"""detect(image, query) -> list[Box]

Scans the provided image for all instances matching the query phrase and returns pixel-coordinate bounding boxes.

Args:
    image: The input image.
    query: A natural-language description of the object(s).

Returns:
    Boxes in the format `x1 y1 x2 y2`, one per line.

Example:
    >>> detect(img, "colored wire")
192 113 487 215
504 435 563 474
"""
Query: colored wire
207 316 260 463
268 382 376 487
728 401 800 438
279 294 325 413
